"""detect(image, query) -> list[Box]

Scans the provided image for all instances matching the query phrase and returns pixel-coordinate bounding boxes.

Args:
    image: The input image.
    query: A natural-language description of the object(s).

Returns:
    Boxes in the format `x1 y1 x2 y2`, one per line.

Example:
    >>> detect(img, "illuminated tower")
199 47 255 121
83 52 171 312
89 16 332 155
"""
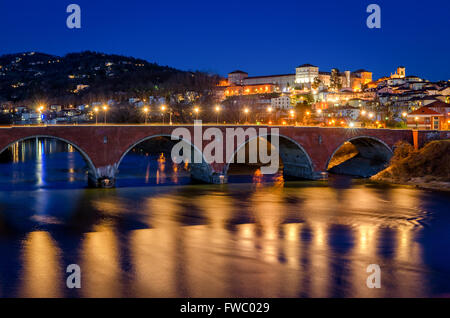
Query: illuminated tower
397 66 406 78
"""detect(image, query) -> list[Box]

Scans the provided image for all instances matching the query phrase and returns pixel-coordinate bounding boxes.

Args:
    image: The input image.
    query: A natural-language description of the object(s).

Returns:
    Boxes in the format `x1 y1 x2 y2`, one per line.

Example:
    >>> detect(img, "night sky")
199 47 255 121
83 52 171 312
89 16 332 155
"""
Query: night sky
1 0 449 81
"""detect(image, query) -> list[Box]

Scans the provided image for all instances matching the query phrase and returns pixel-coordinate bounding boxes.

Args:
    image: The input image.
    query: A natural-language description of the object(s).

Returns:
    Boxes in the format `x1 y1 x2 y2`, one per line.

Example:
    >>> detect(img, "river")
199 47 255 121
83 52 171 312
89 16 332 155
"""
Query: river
0 138 449 298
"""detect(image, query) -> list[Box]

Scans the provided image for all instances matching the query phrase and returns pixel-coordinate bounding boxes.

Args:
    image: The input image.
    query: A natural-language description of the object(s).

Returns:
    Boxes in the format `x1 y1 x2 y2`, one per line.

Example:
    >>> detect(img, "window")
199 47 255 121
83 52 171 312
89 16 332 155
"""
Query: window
433 117 439 130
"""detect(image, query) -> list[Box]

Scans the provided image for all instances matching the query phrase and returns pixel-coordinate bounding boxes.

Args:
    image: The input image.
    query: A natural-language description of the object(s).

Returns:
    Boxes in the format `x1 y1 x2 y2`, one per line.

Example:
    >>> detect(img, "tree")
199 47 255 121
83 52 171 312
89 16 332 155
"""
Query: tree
330 68 342 91
312 77 322 90
0 112 13 125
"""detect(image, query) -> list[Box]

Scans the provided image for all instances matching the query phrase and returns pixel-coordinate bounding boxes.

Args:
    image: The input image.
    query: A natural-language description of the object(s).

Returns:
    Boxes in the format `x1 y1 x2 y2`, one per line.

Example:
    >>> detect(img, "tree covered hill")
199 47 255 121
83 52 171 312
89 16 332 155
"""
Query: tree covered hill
0 51 219 105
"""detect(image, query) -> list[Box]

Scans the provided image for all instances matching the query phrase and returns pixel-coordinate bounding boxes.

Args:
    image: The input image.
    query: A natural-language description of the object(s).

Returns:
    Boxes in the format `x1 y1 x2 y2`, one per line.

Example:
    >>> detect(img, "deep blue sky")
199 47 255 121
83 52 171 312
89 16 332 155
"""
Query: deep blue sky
1 0 449 81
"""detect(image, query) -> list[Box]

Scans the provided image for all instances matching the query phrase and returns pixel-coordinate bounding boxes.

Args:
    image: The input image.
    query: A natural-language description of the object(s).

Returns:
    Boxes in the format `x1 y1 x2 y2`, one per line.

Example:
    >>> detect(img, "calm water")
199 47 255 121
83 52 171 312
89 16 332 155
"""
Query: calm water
0 139 449 298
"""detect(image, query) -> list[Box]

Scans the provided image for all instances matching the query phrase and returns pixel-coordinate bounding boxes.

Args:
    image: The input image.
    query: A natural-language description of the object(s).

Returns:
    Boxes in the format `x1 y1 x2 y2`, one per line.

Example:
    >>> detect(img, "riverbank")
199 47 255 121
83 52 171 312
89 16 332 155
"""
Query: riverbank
371 140 450 192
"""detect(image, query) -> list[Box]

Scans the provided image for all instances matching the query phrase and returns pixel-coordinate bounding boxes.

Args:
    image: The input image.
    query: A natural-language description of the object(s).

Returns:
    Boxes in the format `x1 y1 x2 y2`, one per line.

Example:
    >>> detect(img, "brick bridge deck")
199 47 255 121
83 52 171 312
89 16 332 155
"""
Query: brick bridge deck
0 125 448 187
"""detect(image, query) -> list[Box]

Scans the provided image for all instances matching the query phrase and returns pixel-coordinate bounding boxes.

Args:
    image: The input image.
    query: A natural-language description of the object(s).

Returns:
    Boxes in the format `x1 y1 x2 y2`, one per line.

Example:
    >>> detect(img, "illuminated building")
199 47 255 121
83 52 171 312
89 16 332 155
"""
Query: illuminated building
223 65 373 96
295 64 319 85
271 96 292 110
224 83 277 97
407 107 443 130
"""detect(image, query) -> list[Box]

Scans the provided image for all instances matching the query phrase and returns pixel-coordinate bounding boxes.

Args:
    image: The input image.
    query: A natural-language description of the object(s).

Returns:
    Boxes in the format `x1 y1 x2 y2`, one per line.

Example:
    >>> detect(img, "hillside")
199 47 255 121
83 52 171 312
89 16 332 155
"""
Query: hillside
371 140 450 191
0 51 219 104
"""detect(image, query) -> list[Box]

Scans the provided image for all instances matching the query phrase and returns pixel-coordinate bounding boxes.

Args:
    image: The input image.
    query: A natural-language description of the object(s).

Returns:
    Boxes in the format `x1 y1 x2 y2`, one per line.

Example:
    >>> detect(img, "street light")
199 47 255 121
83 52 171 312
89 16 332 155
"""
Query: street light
243 108 249 123
304 110 311 125
267 106 273 124
289 109 295 125
94 107 99 124
161 105 166 124
103 105 108 124
215 105 221 124
143 107 149 124
194 106 200 120
37 105 45 124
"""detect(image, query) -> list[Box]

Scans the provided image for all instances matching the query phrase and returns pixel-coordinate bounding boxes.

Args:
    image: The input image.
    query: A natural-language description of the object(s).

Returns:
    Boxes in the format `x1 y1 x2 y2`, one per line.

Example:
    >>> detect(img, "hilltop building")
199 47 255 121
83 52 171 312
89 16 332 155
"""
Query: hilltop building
224 64 373 97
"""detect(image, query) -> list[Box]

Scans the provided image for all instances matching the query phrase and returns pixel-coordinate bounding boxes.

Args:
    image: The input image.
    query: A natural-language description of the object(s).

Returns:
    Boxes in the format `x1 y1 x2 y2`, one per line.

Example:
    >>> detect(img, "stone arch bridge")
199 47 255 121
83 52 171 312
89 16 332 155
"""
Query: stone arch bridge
0 125 447 187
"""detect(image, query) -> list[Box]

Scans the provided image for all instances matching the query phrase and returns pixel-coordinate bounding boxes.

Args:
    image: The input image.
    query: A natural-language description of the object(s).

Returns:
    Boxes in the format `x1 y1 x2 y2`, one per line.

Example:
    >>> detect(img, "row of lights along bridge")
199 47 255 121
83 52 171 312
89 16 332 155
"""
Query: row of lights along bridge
34 104 418 128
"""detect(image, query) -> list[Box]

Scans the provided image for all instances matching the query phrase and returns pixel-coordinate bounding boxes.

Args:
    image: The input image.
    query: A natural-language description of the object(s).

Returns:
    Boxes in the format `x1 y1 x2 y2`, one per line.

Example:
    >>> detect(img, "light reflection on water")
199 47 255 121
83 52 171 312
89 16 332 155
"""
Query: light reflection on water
0 139 449 298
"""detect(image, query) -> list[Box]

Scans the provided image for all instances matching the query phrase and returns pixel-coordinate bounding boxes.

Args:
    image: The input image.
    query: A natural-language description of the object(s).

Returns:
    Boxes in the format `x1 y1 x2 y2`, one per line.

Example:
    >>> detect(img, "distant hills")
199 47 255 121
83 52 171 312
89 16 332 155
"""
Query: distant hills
0 51 219 105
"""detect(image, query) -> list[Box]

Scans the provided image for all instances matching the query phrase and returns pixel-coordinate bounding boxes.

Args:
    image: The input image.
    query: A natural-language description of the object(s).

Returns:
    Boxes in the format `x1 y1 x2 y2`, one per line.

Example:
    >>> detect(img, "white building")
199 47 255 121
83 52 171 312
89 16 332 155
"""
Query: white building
295 64 319 85
271 96 292 110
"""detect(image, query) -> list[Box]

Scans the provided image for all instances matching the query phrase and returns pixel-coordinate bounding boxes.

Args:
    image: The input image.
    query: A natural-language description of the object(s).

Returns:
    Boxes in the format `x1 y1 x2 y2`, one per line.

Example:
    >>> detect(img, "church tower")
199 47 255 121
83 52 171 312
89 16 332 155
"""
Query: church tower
396 66 406 78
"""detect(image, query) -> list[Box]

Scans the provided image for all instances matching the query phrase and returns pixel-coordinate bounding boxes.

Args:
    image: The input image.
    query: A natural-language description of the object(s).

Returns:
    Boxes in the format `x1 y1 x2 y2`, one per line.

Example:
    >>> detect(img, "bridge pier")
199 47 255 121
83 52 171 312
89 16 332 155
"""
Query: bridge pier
89 165 117 188
191 169 227 184
88 163 227 188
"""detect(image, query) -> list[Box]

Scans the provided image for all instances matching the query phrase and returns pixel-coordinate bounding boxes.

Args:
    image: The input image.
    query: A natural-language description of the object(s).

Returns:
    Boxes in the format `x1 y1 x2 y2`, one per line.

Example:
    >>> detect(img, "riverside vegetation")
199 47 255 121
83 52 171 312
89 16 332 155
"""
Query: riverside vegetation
371 140 450 191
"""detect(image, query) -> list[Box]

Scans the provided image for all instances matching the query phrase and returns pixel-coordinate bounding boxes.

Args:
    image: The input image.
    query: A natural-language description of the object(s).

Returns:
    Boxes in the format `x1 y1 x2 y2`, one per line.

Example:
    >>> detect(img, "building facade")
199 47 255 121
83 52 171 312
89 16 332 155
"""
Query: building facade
271 96 292 110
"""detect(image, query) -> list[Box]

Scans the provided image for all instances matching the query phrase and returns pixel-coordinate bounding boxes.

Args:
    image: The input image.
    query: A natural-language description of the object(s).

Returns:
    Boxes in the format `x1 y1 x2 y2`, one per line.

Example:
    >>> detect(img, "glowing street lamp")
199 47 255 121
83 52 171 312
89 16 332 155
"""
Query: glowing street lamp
244 108 250 123
402 112 408 124
303 110 311 125
361 110 367 116
37 105 46 124
368 112 374 119
194 106 200 120
103 105 108 124
161 105 167 124
215 105 221 124
94 107 99 124
143 107 149 124
267 106 273 124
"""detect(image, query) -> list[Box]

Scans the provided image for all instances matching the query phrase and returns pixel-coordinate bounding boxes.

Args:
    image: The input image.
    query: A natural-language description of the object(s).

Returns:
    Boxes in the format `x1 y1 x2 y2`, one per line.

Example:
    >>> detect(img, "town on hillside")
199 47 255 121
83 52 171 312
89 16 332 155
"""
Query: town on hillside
1 53 449 130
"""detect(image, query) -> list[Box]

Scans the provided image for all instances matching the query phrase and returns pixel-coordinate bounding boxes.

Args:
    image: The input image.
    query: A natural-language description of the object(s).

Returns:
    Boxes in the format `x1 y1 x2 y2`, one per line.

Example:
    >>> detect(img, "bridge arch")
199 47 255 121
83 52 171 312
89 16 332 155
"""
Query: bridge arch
326 136 393 178
116 134 216 184
224 133 315 180
0 135 98 183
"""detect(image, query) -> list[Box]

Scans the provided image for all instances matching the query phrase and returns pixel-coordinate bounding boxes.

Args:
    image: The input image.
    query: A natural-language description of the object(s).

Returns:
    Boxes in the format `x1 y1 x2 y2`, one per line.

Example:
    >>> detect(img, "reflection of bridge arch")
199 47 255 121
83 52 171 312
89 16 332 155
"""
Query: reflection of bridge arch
224 133 315 179
117 134 215 183
326 136 394 177
0 135 98 183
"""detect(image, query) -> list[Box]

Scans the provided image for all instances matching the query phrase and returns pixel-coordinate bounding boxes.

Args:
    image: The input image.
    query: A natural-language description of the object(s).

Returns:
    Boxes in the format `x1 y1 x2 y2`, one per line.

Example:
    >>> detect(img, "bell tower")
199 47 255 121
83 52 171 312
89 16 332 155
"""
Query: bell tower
397 66 406 78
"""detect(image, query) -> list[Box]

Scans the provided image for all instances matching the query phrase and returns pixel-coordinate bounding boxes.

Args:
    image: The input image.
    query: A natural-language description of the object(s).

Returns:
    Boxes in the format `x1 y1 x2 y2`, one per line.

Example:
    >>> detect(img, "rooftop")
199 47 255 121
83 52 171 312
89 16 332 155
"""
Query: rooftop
229 70 248 75
245 74 295 79
297 64 317 68
409 107 443 116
